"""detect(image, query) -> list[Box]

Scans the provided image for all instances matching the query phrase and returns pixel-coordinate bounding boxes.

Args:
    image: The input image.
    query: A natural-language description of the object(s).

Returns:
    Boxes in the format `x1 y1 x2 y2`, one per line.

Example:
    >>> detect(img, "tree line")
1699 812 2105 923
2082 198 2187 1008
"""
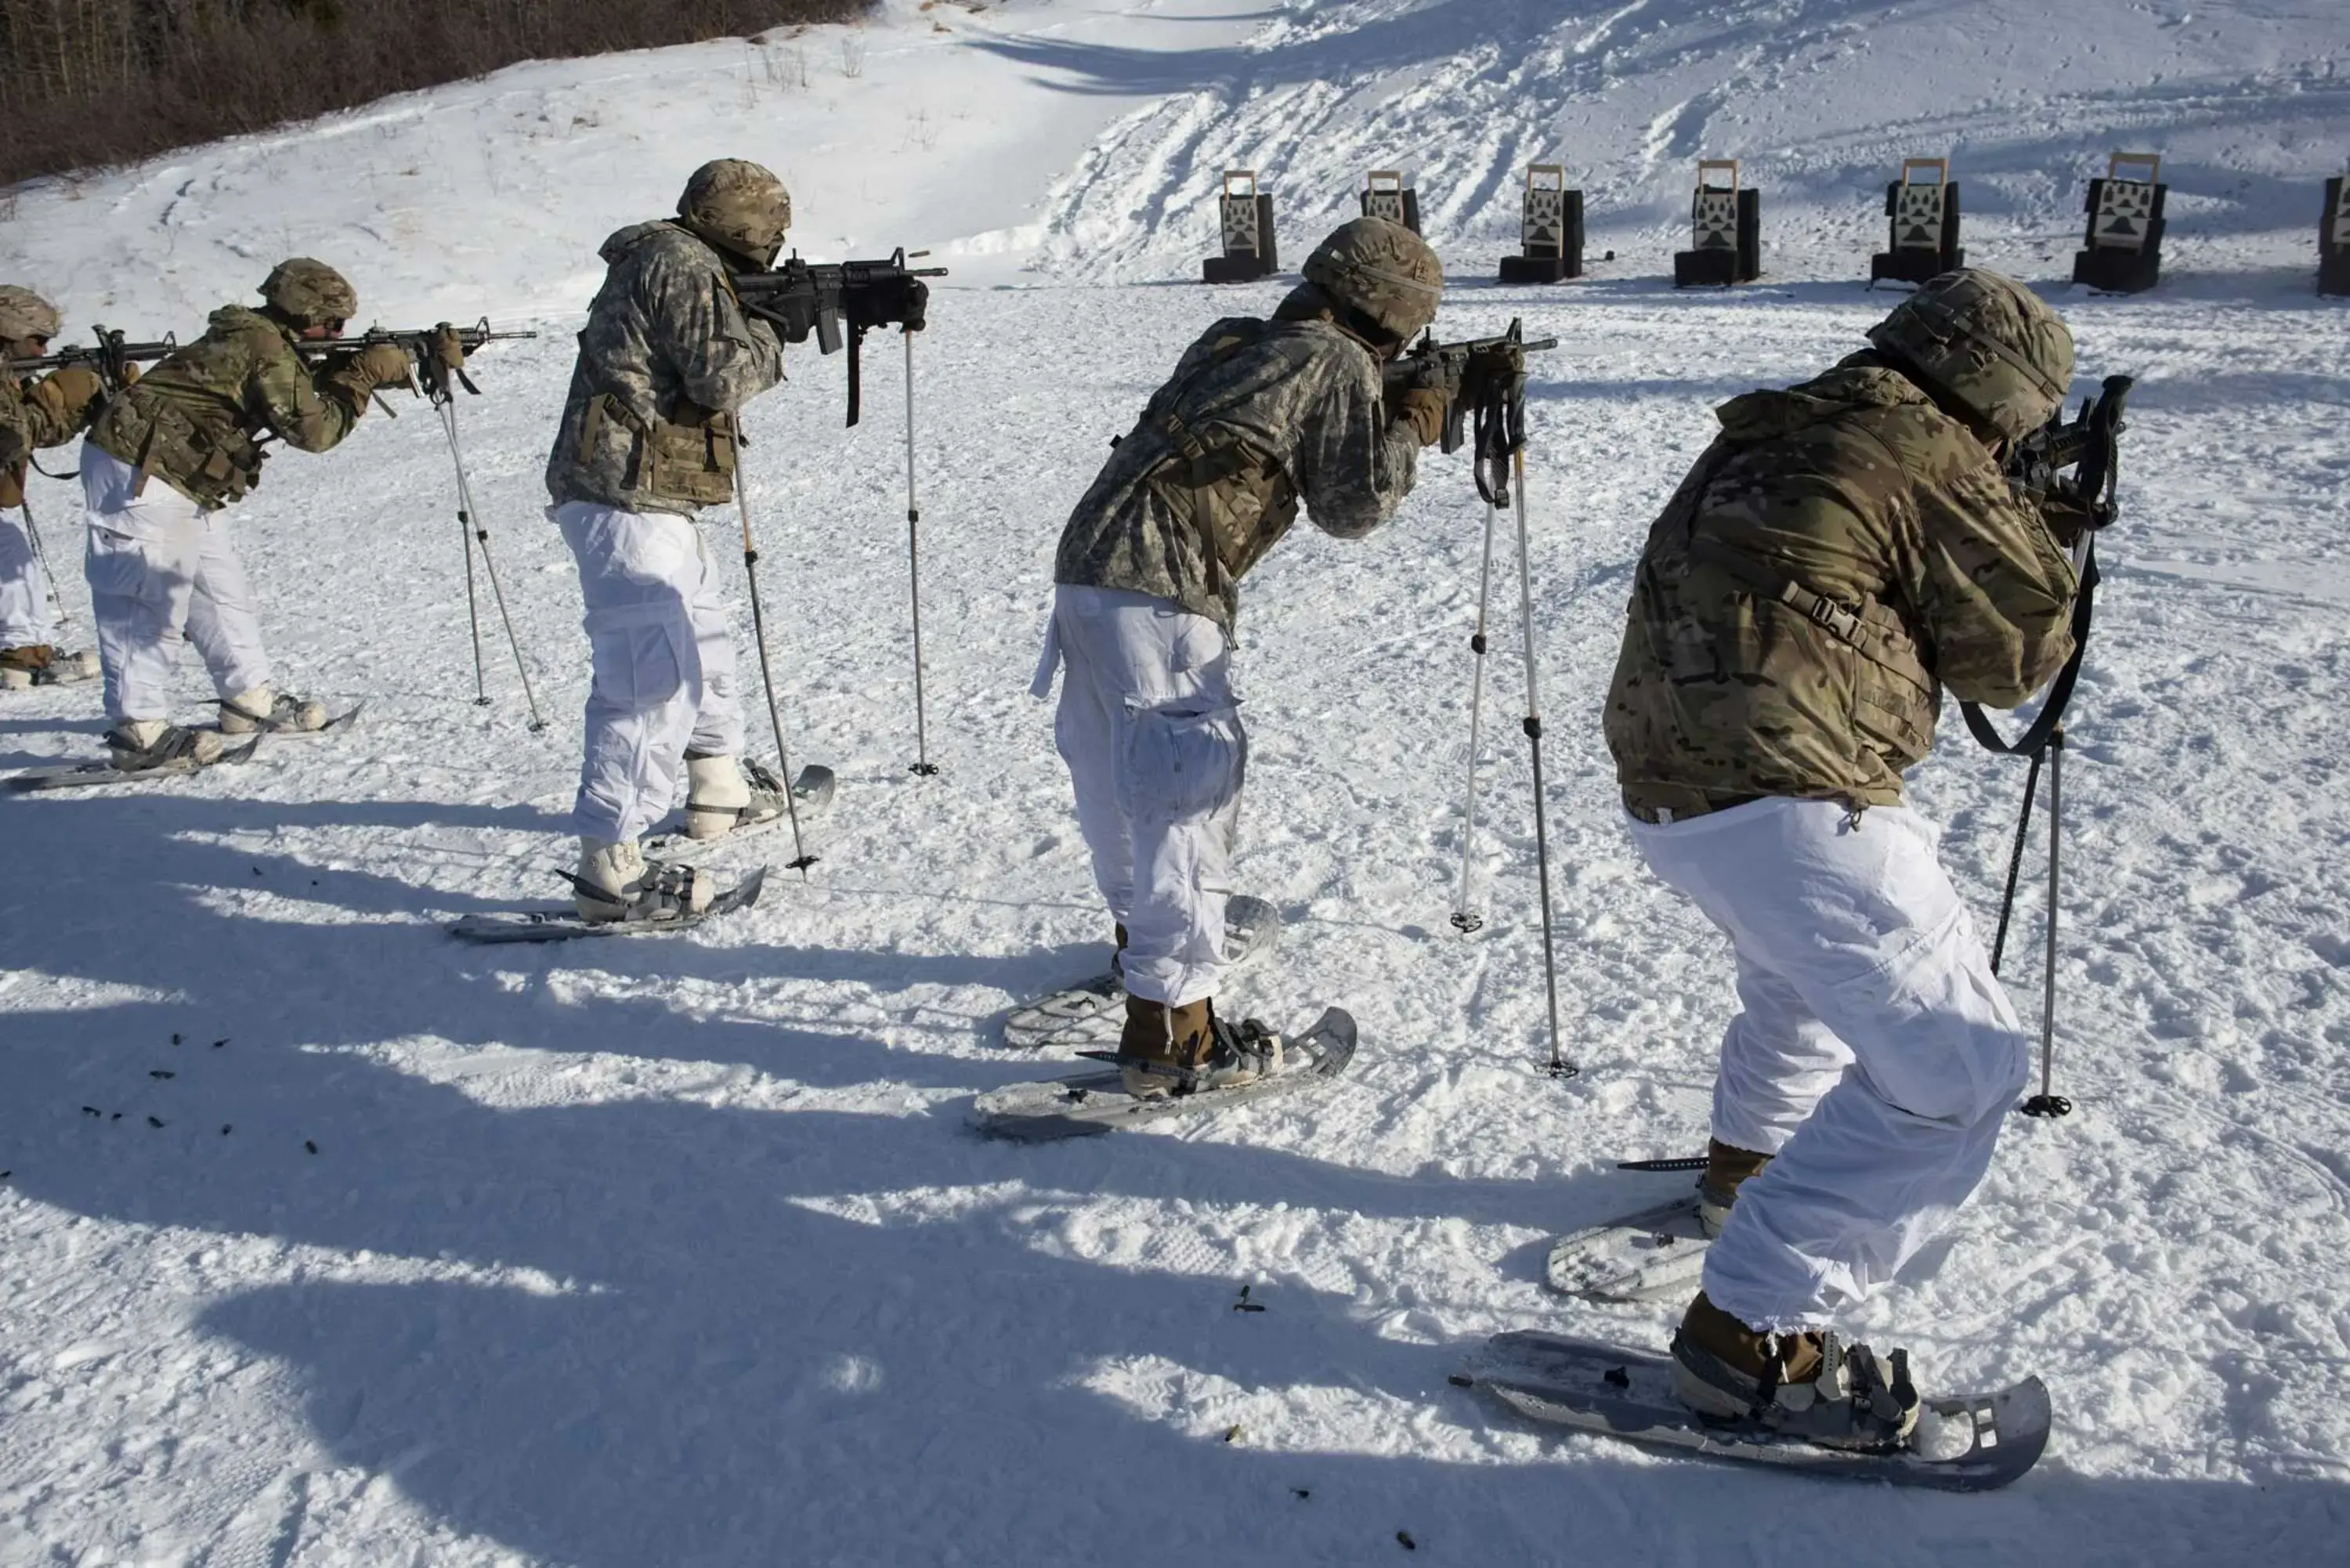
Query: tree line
0 0 872 188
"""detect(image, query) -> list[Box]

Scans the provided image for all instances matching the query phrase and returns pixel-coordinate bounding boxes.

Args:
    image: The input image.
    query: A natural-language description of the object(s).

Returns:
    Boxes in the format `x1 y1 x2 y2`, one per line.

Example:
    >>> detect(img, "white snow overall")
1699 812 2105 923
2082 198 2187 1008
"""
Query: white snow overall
1036 583 1245 1010
79 446 272 722
555 500 746 844
1628 797 2030 1331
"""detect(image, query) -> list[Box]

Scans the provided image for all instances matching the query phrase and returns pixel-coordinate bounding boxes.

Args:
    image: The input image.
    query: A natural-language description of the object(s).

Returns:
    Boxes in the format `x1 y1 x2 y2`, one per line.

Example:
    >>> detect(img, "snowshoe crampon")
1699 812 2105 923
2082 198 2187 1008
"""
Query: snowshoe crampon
972 1006 1355 1141
1462 1331 2049 1492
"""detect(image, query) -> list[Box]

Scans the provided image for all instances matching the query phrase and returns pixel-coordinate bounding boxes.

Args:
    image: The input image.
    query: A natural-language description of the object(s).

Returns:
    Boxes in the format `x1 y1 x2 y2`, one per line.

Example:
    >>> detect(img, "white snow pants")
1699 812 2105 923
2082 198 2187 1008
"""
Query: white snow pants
1037 584 1245 1009
79 447 272 723
1627 798 2030 1331
555 501 746 844
0 504 59 649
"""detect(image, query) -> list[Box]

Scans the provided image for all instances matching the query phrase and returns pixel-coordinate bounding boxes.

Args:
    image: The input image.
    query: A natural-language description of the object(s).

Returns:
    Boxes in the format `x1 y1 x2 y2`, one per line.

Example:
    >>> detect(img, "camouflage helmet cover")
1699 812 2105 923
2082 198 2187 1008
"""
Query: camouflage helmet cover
0 284 63 344
1867 267 2074 441
678 159 793 266
1301 216 1444 345
260 258 358 328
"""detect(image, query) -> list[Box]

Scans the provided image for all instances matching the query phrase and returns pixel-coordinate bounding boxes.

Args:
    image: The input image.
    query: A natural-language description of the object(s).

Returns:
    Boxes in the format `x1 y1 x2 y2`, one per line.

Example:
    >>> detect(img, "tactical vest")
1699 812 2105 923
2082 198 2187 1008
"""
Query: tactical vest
576 390 740 510
1143 321 1301 607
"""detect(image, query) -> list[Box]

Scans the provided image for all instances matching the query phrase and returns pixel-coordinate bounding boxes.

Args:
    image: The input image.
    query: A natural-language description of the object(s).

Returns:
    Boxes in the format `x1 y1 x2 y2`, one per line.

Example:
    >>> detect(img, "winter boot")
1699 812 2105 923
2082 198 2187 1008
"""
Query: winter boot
684 752 803 840
220 685 328 734
1697 1138 1773 1237
1116 996 1281 1100
1670 1291 1919 1451
2 644 95 688
104 719 226 772
572 837 716 924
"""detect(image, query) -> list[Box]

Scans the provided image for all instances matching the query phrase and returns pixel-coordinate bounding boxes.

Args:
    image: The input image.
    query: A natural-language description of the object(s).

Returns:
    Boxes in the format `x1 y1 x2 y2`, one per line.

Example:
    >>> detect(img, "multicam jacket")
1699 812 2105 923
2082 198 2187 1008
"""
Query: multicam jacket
88 305 371 510
544 221 786 517
1054 316 1421 635
1604 357 2080 812
2 367 106 506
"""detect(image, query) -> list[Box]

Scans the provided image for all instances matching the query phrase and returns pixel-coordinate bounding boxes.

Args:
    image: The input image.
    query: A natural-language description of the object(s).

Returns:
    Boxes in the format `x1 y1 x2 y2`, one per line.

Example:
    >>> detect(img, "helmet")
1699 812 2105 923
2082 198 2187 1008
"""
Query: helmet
678 159 793 267
259 258 357 329
0 284 63 345
1301 217 1444 345
1866 268 2073 440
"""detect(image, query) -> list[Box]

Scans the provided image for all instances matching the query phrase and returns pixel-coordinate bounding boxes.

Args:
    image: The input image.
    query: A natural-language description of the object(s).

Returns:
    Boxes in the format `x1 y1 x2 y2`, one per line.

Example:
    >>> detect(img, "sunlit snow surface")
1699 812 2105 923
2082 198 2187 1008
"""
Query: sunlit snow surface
3 2 2348 1563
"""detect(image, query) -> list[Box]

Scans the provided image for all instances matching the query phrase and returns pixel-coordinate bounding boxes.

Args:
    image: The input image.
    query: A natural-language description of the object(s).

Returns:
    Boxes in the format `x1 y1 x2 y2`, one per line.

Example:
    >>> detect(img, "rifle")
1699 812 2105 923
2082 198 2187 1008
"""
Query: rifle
6 325 179 392
291 318 537 403
732 247 947 426
2005 373 2134 527
1386 320 1560 504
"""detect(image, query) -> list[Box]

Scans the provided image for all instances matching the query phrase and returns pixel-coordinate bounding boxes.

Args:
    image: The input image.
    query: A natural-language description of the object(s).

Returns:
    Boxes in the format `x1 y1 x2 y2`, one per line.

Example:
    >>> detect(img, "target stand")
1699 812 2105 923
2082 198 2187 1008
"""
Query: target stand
1499 164 1585 283
2320 172 2350 297
2072 152 2167 294
1360 169 1423 233
1870 157 1963 287
1202 170 1279 284
1673 160 1760 287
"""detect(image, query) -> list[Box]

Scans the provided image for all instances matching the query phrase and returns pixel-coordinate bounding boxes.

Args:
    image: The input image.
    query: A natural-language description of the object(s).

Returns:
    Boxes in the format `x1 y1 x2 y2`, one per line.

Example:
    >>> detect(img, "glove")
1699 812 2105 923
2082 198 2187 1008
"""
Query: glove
34 365 107 430
0 461 23 511
428 323 468 370
325 340 414 406
121 362 142 386
1395 385 1449 448
2038 479 2106 547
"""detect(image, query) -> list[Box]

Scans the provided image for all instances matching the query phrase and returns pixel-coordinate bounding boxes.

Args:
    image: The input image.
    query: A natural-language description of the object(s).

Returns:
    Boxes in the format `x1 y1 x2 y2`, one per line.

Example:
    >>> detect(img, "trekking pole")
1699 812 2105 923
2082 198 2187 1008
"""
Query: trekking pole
2020 724 2073 1118
15 490 71 631
1448 486 1502 934
451 458 490 706
1987 745 2047 975
730 431 816 875
434 396 546 732
1509 444 1575 1079
901 329 938 777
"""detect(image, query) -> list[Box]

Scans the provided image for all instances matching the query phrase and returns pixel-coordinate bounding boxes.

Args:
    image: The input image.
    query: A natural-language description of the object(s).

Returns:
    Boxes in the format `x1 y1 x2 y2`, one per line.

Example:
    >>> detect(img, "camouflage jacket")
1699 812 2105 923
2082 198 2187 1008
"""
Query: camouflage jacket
1603 357 2080 812
1054 315 1421 635
2 367 107 505
544 221 786 517
88 305 371 510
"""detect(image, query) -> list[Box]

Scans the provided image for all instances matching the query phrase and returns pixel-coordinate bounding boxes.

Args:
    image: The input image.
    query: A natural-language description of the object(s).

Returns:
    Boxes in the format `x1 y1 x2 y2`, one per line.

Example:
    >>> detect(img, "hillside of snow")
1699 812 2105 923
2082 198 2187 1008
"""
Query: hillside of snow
4 2 2350 1564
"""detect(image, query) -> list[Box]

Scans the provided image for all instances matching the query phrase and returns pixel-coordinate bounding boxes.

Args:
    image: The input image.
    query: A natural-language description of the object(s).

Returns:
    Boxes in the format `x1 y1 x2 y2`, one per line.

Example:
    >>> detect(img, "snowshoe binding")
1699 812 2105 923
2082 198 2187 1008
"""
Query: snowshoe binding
219 688 331 735
1670 1294 1919 1452
106 720 226 773
1 645 99 689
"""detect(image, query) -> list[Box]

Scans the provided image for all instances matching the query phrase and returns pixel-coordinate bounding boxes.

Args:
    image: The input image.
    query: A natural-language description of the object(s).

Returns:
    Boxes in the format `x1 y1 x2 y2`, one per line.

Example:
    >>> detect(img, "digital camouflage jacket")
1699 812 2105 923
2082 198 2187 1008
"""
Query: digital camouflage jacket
1603 357 2080 813
2 367 106 505
1054 315 1422 636
544 222 786 517
88 305 371 510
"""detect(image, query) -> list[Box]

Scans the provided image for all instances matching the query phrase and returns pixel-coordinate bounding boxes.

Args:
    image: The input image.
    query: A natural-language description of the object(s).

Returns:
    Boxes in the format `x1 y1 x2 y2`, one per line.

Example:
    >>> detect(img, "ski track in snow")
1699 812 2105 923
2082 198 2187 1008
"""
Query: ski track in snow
4 1 2350 1563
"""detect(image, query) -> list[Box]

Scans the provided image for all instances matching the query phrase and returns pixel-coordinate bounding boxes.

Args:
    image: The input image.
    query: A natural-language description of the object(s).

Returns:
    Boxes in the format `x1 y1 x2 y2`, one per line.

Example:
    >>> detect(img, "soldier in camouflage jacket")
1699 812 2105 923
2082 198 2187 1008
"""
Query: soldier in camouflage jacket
1036 217 1450 1097
1597 270 2090 1444
1 285 107 686
75 259 409 770
544 160 811 924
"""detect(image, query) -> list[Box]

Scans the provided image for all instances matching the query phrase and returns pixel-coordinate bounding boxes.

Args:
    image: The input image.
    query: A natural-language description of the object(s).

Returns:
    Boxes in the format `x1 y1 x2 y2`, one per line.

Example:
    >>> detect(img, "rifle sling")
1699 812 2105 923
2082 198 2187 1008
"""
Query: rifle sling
1959 540 2098 757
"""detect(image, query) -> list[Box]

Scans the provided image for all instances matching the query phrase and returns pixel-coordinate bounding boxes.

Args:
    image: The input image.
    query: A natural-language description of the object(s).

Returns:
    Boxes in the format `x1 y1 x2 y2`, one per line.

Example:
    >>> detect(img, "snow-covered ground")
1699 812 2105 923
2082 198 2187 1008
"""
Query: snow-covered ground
5 2 2349 1563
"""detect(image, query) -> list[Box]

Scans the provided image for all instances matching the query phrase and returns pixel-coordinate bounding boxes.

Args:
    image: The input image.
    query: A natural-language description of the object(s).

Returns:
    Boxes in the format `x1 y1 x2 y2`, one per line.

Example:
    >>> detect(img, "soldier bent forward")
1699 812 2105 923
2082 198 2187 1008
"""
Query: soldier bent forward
1603 269 2087 1447
1036 217 1451 1098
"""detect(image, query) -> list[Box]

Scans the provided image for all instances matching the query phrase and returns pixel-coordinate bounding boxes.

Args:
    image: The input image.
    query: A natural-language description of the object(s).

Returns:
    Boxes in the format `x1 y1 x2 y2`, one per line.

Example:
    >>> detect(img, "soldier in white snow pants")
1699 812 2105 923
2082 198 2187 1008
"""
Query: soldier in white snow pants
1038 583 1246 1011
80 446 272 722
0 507 57 650
1627 799 2030 1331
555 500 745 844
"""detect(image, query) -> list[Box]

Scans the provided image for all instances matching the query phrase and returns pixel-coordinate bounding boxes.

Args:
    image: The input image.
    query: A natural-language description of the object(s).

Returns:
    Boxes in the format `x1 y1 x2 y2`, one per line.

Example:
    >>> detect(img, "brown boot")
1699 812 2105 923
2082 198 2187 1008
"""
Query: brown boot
1116 995 1278 1100
1697 1138 1773 1237
1671 1292 1918 1450
1 644 53 690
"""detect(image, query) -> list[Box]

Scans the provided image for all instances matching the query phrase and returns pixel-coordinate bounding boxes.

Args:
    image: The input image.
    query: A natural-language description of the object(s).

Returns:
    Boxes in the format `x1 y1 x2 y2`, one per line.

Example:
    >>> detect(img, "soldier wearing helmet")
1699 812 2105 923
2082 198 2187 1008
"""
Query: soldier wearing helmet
1598 268 2087 1447
0 284 108 690
543 158 814 924
1039 215 1451 1099
78 258 414 771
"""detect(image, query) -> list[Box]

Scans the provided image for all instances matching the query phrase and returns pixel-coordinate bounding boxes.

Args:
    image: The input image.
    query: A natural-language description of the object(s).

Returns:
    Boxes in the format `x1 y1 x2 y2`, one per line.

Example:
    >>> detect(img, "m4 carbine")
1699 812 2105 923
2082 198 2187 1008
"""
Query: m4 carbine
292 318 537 400
1386 319 1560 505
2006 373 2134 531
7 325 179 392
732 248 946 426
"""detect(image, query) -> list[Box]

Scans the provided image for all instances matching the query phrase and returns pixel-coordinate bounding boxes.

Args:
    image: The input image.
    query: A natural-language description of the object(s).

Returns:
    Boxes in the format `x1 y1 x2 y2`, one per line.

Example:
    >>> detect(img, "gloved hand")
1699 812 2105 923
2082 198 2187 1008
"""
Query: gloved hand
34 365 107 429
351 341 413 387
0 461 24 511
428 323 468 370
120 362 142 386
2039 478 2108 547
1395 385 1449 447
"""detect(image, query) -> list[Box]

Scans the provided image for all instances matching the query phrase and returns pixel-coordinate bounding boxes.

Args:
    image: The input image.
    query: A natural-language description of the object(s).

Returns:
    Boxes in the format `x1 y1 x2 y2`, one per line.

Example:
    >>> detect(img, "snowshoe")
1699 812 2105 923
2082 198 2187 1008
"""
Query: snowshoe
219 689 331 735
451 866 769 945
1001 894 1280 1050
0 645 99 688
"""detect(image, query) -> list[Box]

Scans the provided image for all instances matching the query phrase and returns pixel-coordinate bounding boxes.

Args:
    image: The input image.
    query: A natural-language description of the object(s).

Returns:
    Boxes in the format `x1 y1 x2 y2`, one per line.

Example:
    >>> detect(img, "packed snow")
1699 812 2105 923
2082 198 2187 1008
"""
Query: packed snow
4 0 2348 1562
